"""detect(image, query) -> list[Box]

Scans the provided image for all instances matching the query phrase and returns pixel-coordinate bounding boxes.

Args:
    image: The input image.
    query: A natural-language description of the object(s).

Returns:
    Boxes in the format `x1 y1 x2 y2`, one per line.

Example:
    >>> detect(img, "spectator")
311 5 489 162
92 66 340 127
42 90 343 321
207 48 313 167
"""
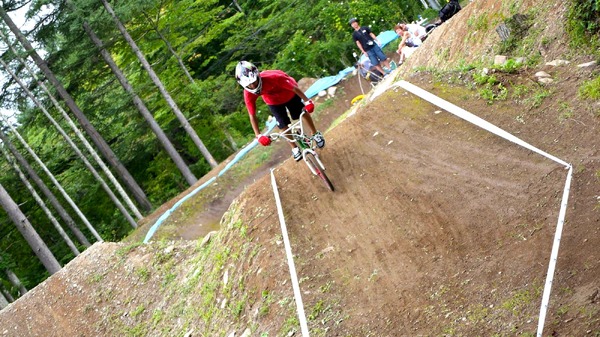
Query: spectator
396 23 427 41
349 18 392 76
439 0 462 23
356 57 384 84
394 24 423 63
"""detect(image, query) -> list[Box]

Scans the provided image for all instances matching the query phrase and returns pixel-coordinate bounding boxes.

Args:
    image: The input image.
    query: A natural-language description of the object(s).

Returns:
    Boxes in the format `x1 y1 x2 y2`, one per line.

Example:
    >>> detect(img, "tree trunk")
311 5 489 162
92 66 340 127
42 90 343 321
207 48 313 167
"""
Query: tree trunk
0 184 62 275
0 29 143 220
5 269 28 296
140 10 239 152
142 11 195 85
99 0 218 168
426 0 441 10
0 7 153 213
232 0 244 13
0 59 139 229
1 145 81 256
82 21 198 186
0 29 143 222
143 6 243 152
0 289 10 308
0 121 104 242
224 131 239 152
0 136 91 247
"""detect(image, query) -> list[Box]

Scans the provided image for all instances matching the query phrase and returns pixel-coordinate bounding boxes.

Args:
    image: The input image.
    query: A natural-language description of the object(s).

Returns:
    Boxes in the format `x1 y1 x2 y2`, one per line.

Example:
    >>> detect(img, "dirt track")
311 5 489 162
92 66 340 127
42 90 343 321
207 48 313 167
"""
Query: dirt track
236 73 574 334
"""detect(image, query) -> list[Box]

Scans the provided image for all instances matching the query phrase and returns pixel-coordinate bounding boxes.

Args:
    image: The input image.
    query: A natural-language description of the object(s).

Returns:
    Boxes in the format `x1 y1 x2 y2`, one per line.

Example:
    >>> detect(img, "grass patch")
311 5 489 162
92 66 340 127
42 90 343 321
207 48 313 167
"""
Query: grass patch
116 242 143 257
467 12 490 31
135 267 150 282
478 83 508 104
558 102 575 121
524 87 551 108
579 76 600 100
501 286 542 312
131 304 146 317
566 0 600 59
493 58 524 73
258 290 273 317
89 272 104 283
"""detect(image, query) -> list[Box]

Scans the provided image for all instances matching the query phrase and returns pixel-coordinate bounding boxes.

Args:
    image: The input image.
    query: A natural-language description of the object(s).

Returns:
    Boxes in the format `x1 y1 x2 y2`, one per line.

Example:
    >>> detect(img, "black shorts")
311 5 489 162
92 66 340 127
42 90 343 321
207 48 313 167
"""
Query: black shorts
268 94 304 129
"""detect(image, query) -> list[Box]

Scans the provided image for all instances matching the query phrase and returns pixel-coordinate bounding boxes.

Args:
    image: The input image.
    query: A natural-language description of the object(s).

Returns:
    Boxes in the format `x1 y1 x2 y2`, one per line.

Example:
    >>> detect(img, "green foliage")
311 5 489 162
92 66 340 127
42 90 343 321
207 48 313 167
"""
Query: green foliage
0 251 15 270
473 72 498 86
497 14 534 55
467 13 490 31
493 58 524 73
567 0 600 58
525 88 551 108
578 75 600 99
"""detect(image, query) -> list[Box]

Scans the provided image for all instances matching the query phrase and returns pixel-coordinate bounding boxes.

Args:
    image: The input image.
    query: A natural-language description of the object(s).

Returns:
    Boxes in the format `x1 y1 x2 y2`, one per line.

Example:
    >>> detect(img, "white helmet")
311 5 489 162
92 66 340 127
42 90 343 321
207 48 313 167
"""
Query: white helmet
235 61 262 94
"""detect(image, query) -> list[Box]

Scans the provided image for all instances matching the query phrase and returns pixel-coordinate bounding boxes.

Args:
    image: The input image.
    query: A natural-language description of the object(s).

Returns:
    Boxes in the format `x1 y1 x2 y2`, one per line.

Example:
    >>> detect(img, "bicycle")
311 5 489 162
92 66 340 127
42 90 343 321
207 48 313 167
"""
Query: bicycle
269 111 335 191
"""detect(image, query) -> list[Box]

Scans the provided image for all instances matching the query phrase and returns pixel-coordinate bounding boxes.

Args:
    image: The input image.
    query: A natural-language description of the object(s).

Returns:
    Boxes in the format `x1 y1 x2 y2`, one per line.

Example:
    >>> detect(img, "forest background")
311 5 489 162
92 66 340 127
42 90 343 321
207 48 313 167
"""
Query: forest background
0 0 433 297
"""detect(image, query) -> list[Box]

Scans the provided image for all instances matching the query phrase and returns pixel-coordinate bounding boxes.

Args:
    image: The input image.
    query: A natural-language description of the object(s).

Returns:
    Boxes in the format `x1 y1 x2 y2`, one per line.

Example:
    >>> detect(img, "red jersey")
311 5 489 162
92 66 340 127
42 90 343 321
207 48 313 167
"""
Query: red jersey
243 70 298 116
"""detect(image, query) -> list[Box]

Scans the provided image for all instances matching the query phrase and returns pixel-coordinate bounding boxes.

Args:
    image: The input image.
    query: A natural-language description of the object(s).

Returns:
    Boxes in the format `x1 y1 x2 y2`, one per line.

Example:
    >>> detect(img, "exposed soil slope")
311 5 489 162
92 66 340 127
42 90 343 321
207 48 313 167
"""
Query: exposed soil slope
1 0 599 336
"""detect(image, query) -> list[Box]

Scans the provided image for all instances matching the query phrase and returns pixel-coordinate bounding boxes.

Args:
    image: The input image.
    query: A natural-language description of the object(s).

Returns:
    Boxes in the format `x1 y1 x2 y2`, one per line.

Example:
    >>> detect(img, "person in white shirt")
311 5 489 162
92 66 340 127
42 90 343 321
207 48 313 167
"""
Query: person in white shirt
396 23 427 42
394 23 426 63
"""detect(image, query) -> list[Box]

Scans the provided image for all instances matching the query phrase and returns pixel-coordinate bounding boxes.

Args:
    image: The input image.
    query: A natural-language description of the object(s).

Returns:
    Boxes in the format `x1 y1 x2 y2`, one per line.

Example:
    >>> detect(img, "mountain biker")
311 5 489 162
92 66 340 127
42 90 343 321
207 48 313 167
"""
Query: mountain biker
235 61 325 161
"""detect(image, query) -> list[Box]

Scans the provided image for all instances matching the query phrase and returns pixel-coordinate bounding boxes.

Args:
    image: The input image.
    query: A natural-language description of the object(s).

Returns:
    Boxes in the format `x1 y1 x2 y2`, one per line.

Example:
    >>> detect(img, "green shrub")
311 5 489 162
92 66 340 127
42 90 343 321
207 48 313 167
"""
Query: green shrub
579 76 600 100
567 0 600 58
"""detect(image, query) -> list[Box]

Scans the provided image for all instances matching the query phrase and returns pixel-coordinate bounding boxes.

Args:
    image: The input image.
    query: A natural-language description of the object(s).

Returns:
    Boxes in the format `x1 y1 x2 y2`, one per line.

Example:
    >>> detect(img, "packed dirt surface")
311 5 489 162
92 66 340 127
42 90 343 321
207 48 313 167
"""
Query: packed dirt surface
1 0 599 336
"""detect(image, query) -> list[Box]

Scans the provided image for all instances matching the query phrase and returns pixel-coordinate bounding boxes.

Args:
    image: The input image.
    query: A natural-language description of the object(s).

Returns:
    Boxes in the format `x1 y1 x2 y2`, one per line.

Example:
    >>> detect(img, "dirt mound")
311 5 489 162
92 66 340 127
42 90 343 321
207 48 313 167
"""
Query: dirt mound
1 0 599 335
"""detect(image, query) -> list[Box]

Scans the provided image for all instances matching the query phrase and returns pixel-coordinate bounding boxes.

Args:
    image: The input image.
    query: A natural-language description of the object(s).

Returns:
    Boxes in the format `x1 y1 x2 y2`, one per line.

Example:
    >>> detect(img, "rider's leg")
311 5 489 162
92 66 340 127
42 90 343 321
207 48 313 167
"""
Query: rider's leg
284 133 297 148
302 113 318 135
302 114 325 148
269 103 302 160
280 127 301 161
284 94 324 148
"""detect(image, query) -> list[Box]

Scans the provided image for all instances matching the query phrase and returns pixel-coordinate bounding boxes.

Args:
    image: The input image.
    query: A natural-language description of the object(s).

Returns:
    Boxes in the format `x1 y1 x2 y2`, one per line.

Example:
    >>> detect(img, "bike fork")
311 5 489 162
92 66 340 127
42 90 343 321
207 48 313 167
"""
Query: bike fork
302 149 325 175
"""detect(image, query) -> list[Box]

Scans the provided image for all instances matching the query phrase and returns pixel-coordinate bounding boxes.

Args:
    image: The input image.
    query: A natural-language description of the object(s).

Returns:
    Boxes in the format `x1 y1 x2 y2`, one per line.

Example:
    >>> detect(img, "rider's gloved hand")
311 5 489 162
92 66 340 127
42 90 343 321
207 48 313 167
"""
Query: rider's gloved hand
257 135 271 146
304 100 315 113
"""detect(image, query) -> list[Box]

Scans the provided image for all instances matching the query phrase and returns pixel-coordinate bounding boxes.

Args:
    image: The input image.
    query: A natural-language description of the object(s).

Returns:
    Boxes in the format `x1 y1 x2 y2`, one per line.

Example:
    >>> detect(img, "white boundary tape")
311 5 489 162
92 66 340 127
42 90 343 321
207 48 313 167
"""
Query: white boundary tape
390 80 572 336
270 169 310 336
394 80 569 168
537 165 572 337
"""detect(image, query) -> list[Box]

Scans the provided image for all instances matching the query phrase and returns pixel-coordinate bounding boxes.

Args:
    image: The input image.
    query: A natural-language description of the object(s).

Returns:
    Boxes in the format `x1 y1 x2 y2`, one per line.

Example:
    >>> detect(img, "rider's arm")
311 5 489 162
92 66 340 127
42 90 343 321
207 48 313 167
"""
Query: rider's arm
292 86 310 102
243 91 261 136
249 113 261 137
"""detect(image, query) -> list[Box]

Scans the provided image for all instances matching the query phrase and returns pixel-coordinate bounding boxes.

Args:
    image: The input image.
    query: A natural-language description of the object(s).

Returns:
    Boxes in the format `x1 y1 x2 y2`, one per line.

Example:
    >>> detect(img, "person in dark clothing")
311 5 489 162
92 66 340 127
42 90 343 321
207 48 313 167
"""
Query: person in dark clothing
439 0 462 23
349 18 392 77
424 0 462 36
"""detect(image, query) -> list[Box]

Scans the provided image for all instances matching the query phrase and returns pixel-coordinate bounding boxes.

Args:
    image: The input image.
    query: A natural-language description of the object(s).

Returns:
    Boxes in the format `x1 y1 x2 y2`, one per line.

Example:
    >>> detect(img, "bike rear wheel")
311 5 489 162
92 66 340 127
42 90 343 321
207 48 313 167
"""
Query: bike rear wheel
305 152 334 191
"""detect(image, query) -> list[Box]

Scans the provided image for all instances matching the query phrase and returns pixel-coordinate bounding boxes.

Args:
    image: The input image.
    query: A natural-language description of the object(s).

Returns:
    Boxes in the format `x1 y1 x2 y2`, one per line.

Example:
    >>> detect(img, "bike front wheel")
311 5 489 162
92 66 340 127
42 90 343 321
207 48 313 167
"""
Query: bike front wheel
304 152 334 192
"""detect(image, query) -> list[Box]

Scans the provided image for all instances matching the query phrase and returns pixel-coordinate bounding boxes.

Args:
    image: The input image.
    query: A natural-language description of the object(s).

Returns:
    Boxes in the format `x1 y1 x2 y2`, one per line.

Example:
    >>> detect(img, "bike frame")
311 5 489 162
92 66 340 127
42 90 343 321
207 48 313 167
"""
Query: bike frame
269 111 327 175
